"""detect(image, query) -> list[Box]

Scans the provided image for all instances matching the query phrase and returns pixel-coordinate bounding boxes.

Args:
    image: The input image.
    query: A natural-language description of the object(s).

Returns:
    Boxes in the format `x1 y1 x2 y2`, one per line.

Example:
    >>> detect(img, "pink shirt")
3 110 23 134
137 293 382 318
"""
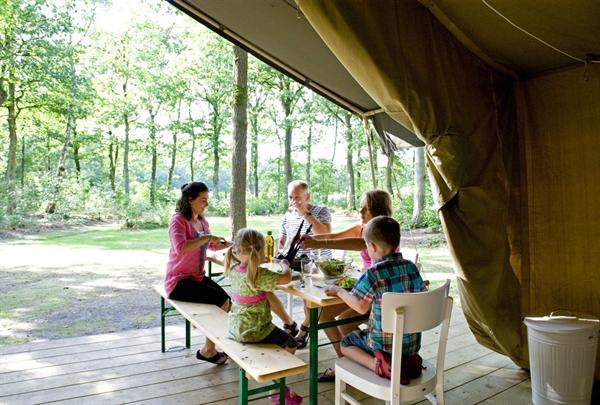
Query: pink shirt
359 245 402 270
164 213 216 295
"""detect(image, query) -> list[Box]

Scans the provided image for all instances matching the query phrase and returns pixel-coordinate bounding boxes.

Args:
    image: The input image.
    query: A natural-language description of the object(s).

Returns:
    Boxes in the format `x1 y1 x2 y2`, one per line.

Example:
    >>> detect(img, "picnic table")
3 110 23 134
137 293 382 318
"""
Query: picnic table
278 275 367 405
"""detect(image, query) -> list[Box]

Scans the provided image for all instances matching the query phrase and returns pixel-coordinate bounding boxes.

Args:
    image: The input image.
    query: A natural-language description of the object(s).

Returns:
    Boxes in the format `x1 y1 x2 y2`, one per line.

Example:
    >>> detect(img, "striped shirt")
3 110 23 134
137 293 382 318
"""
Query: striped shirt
279 205 332 258
351 252 426 356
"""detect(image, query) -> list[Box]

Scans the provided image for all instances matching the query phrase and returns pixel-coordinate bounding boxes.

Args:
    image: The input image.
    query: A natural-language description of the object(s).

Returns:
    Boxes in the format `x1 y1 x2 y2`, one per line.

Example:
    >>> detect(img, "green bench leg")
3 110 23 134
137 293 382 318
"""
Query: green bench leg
239 369 287 404
160 296 166 353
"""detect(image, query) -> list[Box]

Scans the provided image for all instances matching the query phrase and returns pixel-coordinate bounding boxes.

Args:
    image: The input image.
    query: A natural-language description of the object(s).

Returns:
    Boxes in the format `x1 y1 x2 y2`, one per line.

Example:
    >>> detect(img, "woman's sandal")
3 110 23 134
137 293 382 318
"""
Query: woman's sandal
295 323 310 349
317 367 336 382
268 386 303 405
283 321 299 337
196 350 228 365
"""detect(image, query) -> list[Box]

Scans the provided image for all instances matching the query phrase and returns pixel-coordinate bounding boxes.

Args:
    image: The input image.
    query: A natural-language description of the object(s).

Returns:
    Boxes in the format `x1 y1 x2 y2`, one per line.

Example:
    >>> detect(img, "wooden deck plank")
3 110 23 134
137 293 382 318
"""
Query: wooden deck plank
0 298 533 405
480 379 533 404
0 327 195 365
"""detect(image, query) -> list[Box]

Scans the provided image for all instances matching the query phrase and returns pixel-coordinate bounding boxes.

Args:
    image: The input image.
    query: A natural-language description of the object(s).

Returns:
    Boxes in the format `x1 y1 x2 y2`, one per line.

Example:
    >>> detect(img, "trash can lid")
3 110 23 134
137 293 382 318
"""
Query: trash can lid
524 315 599 334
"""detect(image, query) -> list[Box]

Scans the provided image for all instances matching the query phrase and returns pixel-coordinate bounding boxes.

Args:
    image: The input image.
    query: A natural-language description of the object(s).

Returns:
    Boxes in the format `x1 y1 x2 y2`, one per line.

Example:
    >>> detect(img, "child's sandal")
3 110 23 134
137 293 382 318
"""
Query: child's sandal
283 321 299 337
295 323 310 349
268 386 303 405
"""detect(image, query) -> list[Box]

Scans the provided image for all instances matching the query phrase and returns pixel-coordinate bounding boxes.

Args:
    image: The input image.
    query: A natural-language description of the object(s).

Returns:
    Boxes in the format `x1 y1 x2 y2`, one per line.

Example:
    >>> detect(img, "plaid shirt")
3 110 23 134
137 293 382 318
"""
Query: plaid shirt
351 252 426 356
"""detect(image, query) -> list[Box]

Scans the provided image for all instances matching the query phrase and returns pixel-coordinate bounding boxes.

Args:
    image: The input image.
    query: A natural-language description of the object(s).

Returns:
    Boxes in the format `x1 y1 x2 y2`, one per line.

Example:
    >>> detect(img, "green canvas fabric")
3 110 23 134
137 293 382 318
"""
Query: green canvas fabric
299 0 528 367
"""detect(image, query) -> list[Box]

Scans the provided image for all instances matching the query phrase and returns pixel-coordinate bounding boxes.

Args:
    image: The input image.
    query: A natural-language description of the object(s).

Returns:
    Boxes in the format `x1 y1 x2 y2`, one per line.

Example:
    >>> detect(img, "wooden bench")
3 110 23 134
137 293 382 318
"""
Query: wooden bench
154 284 307 404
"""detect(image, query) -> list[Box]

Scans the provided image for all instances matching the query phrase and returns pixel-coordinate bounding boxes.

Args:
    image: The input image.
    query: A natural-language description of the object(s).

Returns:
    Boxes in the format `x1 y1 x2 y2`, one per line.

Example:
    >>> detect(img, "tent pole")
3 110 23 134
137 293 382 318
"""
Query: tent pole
362 116 378 188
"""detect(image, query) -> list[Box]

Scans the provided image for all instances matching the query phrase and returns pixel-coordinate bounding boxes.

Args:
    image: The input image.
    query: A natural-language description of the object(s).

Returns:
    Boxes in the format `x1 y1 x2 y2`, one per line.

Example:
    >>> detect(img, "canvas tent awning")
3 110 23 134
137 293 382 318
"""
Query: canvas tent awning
167 0 600 377
167 0 423 151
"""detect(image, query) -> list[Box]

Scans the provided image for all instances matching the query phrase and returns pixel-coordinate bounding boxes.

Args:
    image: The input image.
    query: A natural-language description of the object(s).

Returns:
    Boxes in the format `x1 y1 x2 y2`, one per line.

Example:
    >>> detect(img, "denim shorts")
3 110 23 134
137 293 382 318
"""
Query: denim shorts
340 329 373 354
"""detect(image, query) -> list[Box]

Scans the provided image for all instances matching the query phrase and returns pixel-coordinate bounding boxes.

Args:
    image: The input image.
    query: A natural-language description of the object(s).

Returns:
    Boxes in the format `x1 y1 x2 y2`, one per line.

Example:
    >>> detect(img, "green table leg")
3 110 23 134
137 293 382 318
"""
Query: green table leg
309 307 319 405
160 296 166 353
239 368 248 405
185 319 191 349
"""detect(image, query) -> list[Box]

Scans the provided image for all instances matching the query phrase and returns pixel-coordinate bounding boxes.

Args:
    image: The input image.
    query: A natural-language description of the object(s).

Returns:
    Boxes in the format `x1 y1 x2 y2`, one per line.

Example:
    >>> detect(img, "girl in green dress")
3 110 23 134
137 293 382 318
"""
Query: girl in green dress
224 228 302 405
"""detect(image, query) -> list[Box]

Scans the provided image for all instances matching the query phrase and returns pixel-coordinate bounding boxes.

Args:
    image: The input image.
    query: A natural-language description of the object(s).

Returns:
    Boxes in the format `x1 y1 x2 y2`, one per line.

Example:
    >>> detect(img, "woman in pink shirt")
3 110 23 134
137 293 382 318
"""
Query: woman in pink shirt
165 181 232 365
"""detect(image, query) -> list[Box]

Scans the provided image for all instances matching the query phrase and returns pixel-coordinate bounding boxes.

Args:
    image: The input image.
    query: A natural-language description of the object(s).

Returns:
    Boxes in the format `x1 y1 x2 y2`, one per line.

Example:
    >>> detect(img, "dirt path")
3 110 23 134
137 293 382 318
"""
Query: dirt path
0 240 168 345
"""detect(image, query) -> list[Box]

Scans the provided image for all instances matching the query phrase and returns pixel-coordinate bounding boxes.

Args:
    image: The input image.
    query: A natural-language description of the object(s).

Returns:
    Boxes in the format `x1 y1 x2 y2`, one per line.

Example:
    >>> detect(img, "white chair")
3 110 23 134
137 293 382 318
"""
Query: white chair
334 279 453 405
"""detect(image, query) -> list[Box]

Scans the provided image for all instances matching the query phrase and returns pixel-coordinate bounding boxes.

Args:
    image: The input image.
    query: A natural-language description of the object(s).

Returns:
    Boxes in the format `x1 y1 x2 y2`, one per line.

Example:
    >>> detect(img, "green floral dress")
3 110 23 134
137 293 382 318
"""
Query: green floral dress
228 264 279 342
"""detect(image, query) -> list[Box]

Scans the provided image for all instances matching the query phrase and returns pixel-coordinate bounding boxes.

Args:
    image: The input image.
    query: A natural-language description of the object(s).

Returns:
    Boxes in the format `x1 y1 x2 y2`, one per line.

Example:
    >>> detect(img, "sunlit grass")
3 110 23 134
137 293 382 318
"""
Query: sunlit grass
30 215 361 250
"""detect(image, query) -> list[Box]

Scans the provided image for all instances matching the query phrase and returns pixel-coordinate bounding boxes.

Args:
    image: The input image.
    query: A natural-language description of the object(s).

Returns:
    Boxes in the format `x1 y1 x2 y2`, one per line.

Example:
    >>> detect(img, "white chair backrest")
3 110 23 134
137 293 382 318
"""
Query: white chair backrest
381 280 451 334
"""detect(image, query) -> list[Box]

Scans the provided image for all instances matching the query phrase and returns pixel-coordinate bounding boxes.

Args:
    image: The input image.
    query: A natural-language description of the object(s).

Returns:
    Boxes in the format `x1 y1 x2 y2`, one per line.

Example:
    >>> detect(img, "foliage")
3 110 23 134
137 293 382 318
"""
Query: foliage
1 0 438 232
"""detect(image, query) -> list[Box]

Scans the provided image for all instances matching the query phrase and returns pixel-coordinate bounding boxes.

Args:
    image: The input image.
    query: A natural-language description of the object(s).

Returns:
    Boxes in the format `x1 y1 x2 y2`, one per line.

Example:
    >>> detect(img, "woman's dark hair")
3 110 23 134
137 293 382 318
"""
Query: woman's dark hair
176 182 209 219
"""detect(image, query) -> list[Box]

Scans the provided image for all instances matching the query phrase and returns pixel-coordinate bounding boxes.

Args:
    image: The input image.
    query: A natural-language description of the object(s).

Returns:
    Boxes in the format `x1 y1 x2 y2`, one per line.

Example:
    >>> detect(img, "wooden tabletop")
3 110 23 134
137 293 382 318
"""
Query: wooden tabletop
278 278 345 308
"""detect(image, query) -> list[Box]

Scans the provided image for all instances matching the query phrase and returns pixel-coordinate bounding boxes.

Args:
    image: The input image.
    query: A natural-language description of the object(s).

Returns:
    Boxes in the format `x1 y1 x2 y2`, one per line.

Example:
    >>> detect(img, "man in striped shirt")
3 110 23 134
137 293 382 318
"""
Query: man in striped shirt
278 180 332 259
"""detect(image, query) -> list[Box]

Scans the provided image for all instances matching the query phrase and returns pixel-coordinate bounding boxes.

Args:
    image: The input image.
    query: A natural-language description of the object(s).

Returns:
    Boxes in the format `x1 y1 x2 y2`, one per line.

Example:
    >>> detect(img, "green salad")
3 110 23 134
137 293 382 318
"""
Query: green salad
315 258 346 277
338 275 356 289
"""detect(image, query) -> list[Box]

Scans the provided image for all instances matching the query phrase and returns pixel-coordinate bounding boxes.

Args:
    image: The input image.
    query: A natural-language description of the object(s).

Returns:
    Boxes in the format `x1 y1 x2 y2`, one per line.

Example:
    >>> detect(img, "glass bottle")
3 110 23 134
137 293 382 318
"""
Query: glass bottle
265 231 275 263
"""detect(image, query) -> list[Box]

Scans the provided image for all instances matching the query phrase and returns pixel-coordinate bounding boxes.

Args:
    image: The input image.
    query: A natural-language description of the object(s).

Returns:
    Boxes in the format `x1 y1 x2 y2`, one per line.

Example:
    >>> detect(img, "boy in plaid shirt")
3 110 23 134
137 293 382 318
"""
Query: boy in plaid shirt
325 216 426 383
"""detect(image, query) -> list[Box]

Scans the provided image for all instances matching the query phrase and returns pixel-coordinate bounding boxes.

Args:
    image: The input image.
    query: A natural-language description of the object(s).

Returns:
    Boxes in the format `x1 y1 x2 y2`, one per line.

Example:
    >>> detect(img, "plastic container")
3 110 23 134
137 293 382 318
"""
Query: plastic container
524 314 599 405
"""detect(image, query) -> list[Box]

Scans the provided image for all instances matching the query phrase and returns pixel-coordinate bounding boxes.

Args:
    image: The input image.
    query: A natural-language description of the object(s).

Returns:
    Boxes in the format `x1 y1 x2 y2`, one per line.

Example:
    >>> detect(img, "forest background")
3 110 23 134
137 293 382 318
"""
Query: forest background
0 0 440 234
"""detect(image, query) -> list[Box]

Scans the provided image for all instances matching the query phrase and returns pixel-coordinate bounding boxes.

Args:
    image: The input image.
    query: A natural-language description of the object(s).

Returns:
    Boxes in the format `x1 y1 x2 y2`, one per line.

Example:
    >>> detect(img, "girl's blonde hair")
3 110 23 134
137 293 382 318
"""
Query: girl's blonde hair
224 228 265 290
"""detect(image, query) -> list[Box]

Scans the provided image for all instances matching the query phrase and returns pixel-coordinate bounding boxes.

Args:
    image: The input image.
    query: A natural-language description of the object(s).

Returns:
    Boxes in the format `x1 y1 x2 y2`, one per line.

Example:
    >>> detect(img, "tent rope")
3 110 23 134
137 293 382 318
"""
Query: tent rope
480 0 586 64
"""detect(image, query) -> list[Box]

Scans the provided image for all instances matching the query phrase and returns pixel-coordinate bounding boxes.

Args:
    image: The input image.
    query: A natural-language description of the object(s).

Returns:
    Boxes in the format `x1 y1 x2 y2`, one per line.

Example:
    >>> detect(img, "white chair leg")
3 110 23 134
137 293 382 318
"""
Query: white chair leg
436 385 444 405
425 393 437 404
335 377 345 405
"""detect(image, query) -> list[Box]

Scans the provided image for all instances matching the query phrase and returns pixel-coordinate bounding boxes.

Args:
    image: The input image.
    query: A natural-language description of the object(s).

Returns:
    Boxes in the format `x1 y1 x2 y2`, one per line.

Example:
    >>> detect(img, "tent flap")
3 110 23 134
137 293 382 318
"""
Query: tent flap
299 0 528 366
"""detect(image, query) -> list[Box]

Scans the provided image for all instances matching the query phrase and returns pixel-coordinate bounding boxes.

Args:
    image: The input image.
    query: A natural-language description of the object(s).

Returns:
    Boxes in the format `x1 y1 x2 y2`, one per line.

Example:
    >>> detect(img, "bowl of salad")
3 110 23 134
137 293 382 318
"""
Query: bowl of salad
336 275 357 290
315 258 347 278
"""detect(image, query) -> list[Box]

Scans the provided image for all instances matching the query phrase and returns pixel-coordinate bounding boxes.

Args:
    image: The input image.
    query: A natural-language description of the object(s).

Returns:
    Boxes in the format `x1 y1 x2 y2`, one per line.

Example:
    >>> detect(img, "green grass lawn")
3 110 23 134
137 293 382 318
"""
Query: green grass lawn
30 215 361 251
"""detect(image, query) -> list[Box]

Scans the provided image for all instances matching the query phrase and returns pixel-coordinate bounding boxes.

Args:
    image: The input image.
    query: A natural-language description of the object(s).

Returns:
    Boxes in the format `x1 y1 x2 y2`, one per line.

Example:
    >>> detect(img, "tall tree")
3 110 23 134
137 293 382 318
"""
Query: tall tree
269 72 303 188
230 45 248 236
385 153 394 195
196 36 232 196
412 146 425 225
0 0 69 213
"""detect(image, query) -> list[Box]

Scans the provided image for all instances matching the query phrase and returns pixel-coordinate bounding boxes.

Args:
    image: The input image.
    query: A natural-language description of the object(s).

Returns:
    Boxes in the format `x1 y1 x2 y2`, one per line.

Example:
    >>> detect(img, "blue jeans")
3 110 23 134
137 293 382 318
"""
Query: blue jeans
340 329 374 354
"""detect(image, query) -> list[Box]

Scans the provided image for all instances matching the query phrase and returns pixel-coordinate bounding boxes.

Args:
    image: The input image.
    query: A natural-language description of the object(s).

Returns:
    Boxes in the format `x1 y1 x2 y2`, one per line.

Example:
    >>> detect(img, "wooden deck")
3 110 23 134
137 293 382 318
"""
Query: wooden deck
0 302 532 404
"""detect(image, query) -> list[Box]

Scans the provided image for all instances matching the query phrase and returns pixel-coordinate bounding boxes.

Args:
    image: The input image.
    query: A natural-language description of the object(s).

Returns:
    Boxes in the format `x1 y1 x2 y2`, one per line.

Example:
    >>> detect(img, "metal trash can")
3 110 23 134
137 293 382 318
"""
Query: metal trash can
524 314 599 405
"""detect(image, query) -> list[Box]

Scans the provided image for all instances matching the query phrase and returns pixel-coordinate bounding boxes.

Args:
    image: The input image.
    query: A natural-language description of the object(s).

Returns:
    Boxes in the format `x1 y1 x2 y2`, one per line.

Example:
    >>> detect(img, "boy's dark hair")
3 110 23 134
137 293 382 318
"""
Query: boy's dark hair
176 181 209 220
363 216 400 252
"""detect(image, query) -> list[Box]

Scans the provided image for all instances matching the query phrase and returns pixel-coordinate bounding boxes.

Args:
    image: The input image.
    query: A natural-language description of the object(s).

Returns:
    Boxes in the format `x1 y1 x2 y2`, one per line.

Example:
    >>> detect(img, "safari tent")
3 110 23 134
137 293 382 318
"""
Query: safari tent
167 0 600 376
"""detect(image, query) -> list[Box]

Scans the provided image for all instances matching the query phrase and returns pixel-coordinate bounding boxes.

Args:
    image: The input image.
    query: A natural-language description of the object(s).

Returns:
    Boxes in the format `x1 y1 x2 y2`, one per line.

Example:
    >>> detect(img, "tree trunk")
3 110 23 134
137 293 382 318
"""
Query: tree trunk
412 147 425 225
4 31 17 214
344 114 356 210
188 105 195 180
168 100 181 189
108 131 117 192
249 112 259 197
210 108 221 196
20 133 25 188
149 109 158 206
73 131 81 178
283 111 293 188
306 123 312 185
230 45 248 237
57 60 77 179
5 79 17 214
123 113 130 199
385 153 394 195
